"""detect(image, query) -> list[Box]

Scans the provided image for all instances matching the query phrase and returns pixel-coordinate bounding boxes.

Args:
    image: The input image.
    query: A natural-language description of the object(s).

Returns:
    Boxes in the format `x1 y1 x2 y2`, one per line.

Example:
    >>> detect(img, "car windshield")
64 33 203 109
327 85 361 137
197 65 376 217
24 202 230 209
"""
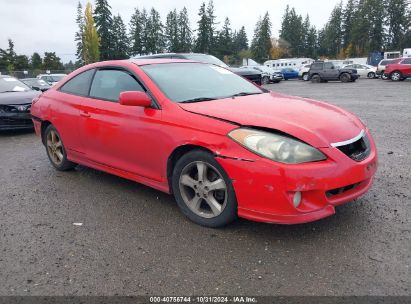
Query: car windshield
141 63 263 103
0 77 31 93
182 54 229 68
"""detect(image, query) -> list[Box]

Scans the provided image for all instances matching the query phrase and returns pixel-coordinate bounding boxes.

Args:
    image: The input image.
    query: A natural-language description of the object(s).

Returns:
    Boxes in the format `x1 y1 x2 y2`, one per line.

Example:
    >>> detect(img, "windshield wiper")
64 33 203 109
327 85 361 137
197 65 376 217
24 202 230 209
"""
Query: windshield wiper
179 97 217 103
230 92 263 97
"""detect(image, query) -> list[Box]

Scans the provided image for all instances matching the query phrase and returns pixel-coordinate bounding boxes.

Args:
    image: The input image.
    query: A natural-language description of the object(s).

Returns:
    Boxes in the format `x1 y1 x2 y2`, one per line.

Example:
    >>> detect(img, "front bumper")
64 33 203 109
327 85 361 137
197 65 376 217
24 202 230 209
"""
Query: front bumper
216 130 377 224
0 112 33 130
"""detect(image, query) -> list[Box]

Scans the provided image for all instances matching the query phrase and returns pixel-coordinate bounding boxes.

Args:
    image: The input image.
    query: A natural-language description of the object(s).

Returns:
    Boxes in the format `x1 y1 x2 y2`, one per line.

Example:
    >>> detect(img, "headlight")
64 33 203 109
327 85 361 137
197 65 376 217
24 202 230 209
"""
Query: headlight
228 128 326 164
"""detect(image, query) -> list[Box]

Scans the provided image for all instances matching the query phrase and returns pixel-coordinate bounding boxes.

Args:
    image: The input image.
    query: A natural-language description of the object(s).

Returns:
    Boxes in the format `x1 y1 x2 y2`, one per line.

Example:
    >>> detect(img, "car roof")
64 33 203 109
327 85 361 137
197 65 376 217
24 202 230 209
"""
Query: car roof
0 75 14 78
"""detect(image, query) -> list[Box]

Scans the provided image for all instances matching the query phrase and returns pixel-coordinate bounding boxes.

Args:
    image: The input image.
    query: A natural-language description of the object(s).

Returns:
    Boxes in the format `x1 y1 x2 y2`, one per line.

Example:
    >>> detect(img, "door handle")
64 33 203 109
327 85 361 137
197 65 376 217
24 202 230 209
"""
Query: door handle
80 111 91 118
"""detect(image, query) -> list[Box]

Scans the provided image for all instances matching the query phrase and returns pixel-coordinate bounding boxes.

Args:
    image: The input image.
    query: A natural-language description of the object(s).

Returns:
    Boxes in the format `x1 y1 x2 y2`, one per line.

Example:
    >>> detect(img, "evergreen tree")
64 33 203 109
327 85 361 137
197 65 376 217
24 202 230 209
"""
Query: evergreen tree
233 26 249 53
385 0 409 49
342 0 358 49
177 7 193 52
0 39 16 71
112 14 129 59
94 0 113 60
83 2 100 63
321 2 344 57
75 2 85 65
251 12 272 63
43 52 64 70
206 0 217 54
216 17 234 59
145 8 165 54
30 52 42 70
129 8 145 56
279 6 304 56
195 2 210 53
14 55 30 71
165 9 179 52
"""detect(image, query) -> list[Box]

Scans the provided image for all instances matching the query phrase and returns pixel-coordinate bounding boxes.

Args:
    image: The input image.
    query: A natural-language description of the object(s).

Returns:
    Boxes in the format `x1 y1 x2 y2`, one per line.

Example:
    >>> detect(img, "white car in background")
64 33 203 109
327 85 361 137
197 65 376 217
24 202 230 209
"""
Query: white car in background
36 74 67 86
343 64 377 79
298 64 312 81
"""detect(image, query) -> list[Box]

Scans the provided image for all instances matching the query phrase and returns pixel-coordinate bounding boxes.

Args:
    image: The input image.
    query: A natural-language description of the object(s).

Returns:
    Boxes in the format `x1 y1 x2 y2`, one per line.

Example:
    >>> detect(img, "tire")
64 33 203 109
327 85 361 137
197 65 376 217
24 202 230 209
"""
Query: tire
44 125 77 171
367 72 375 79
390 71 401 81
381 72 389 80
340 73 351 83
399 78 406 81
302 73 309 81
261 76 270 85
171 150 237 228
311 75 321 83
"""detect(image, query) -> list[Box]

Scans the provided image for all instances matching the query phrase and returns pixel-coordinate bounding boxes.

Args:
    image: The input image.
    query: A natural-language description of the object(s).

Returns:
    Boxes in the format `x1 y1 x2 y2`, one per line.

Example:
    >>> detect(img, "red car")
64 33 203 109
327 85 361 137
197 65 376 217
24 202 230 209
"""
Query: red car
31 59 377 227
384 57 411 81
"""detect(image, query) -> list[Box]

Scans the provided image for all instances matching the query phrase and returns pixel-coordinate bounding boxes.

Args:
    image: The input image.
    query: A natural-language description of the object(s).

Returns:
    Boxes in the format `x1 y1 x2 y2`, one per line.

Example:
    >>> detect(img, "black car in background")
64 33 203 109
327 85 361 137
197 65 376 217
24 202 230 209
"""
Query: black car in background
308 61 359 83
0 75 40 130
136 53 262 85
20 78 51 92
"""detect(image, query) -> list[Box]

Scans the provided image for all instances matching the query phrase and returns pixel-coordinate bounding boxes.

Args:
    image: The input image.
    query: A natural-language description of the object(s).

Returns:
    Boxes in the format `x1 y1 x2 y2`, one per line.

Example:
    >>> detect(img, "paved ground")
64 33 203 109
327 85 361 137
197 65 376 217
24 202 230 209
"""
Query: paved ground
0 79 410 296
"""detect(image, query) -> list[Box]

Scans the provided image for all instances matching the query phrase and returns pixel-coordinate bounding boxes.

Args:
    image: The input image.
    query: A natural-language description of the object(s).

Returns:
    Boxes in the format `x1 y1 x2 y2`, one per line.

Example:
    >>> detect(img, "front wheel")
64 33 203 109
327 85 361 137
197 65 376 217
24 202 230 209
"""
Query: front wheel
302 73 309 81
44 125 77 171
172 150 237 227
340 73 351 83
390 71 402 81
261 76 270 85
367 72 376 79
311 75 321 83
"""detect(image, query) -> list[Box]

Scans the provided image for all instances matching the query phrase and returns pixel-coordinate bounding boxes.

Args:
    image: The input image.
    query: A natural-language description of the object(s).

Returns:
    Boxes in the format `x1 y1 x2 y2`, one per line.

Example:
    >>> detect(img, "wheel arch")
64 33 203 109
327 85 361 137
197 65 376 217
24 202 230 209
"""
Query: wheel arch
40 120 52 145
167 144 215 194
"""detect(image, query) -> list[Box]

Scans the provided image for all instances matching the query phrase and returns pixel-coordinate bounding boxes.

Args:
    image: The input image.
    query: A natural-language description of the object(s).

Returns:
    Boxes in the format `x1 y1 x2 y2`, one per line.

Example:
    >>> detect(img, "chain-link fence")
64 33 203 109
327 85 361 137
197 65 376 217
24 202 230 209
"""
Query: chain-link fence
0 70 74 79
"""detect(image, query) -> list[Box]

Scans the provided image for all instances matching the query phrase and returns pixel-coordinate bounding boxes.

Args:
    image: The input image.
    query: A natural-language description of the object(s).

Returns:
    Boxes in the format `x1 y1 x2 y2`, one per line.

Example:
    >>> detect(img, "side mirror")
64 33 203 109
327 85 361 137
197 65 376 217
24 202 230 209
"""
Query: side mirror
119 91 152 107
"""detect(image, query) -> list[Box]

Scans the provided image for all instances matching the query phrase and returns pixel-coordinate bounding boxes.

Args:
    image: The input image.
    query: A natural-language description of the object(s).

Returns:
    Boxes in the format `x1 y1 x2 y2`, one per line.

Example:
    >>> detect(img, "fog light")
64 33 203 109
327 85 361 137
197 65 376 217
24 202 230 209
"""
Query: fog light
293 191 302 208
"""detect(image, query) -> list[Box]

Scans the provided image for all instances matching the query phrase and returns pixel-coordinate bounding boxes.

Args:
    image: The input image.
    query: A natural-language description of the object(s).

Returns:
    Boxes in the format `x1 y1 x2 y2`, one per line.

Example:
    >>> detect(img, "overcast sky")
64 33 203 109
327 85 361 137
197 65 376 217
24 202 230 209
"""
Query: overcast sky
0 0 345 63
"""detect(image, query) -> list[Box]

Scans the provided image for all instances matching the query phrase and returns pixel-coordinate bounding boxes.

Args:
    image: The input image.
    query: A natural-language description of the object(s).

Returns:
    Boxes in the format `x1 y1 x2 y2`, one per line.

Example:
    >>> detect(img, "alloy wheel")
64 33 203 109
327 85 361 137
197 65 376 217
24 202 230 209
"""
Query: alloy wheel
178 161 227 219
391 72 401 81
46 129 64 166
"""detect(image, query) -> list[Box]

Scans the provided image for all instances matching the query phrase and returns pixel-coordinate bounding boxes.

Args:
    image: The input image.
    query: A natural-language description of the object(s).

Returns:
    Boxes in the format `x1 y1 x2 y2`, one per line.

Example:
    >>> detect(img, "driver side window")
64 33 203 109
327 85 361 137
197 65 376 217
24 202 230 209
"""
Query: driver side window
89 69 144 102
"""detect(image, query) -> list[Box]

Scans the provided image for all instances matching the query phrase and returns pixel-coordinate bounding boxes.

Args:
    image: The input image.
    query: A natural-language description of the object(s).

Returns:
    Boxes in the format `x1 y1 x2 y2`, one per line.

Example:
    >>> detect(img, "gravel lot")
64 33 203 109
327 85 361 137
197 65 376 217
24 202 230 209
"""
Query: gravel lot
0 79 410 296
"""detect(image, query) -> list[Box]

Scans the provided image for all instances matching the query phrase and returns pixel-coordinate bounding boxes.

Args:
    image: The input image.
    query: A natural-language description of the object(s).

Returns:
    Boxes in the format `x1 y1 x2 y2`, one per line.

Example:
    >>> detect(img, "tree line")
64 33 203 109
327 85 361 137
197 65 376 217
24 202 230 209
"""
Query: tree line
1 0 411 73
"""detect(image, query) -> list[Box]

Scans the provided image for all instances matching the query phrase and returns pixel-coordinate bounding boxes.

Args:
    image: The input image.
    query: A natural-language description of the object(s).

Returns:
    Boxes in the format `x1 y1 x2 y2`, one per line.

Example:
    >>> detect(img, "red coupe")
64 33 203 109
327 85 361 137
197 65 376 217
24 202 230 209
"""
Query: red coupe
31 59 377 227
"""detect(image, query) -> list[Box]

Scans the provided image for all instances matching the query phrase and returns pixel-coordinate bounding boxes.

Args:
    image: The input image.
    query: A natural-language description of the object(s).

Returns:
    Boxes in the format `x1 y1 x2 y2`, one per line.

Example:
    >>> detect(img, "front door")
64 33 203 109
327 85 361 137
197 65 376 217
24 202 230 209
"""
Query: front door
79 68 164 182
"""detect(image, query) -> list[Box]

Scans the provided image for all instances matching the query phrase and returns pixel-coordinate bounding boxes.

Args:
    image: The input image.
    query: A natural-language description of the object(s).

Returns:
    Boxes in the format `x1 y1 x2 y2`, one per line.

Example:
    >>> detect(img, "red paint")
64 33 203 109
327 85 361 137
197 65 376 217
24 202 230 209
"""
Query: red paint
31 59 378 224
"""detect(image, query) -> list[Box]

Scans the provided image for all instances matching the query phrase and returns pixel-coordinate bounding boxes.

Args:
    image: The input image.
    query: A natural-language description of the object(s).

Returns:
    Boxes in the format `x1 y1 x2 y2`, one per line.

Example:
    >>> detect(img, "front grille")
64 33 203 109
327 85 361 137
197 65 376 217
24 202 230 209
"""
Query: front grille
0 104 31 113
326 183 359 197
337 135 371 162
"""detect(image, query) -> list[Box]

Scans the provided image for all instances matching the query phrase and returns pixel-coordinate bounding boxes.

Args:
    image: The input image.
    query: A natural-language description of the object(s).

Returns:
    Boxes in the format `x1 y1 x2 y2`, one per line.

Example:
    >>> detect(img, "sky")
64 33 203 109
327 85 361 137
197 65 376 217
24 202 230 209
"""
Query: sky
0 0 345 63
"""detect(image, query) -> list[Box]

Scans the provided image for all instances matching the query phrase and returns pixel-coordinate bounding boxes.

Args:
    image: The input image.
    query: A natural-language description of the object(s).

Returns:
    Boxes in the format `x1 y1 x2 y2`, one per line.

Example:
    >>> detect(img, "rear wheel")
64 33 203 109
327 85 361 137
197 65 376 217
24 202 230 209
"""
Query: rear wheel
311 75 321 83
390 71 402 81
367 72 376 79
172 150 237 227
261 76 270 85
340 73 351 83
45 125 76 171
381 72 389 80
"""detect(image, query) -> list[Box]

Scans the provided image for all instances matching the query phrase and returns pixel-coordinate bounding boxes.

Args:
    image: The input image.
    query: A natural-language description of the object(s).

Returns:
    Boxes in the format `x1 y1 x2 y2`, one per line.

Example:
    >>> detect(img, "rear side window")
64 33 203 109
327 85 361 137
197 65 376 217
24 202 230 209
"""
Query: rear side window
311 63 323 70
380 60 391 65
402 58 411 64
60 69 95 96
89 69 144 102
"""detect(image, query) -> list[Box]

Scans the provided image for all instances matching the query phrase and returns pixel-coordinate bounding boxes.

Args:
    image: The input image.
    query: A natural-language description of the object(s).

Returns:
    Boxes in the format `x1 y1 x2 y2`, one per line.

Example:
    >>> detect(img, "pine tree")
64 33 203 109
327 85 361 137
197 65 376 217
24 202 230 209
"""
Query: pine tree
279 6 304 56
30 52 42 70
75 2 85 65
83 2 100 63
195 2 210 53
165 9 179 52
251 12 272 63
112 14 129 59
0 39 16 71
129 8 145 56
233 26 249 53
385 0 409 50
145 8 165 54
177 7 193 52
342 0 358 49
43 52 64 70
94 0 113 60
206 0 217 54
216 17 234 59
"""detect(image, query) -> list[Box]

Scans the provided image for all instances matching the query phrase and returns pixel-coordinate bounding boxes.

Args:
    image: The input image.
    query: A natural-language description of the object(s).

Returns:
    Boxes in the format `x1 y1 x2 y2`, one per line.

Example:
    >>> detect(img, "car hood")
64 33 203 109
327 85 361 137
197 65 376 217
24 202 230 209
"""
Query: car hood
0 90 40 105
229 67 261 76
178 92 364 148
